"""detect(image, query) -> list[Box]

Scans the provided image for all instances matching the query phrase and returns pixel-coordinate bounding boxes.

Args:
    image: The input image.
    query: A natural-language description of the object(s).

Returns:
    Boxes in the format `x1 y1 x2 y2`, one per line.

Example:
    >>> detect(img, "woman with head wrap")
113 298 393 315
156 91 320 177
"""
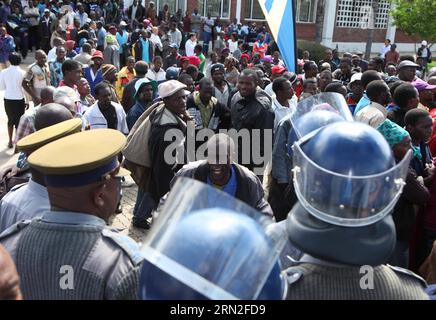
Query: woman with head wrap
377 119 429 269
103 34 120 70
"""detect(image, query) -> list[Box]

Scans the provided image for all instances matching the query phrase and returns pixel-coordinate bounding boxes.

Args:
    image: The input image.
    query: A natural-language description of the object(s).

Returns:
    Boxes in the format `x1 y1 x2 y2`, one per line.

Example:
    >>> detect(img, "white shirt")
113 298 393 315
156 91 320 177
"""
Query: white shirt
185 39 197 57
227 39 238 54
381 44 391 59
203 18 214 33
168 28 182 48
47 47 57 62
272 97 296 132
24 7 40 26
0 180 49 233
84 102 129 134
213 83 231 107
146 68 166 82
59 5 75 28
355 102 387 128
60 11 75 29
421 47 429 58
264 82 274 98
0 65 26 100
150 33 163 51
131 5 137 20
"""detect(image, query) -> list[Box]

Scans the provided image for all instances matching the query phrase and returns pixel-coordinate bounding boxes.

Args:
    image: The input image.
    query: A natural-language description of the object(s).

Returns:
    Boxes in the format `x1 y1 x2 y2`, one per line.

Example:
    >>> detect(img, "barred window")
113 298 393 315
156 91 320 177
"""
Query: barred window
296 0 317 23
245 0 317 22
157 0 186 14
245 0 265 20
336 0 390 29
198 0 231 18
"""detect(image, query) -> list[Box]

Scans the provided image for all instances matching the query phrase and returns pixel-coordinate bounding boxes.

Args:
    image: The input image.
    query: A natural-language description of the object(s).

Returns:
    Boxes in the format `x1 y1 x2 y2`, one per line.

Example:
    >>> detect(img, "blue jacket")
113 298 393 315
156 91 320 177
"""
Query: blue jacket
126 101 148 131
84 67 103 97
0 35 15 63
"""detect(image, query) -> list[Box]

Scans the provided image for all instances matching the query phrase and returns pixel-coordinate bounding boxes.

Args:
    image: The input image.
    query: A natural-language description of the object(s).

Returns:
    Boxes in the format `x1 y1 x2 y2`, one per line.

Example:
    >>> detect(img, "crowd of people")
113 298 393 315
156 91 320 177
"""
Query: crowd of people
0 0 435 300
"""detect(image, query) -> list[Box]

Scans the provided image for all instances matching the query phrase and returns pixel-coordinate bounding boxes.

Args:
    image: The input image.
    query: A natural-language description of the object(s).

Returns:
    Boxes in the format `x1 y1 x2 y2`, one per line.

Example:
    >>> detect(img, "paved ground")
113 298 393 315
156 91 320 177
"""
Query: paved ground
0 52 149 244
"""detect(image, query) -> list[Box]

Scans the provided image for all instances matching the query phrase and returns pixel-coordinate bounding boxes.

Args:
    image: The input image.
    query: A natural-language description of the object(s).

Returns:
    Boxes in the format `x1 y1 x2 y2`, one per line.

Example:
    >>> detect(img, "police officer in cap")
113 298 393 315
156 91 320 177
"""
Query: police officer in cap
0 115 81 232
0 129 143 299
284 119 429 299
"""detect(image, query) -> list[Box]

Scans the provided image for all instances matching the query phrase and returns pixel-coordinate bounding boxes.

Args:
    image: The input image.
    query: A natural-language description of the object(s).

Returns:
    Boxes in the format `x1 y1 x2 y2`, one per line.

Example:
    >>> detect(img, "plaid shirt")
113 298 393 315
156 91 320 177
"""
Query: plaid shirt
14 106 39 144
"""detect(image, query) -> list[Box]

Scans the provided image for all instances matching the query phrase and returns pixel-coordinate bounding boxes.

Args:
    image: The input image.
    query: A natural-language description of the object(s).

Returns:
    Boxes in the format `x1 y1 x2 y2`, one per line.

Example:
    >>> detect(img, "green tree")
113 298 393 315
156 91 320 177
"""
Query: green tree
391 0 436 45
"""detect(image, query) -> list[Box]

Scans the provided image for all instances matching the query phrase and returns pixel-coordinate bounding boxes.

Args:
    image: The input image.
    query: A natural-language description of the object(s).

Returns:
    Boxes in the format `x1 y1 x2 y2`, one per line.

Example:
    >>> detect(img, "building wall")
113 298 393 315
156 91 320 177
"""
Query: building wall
186 0 236 22
182 0 427 55
296 24 317 41
333 27 388 43
186 0 196 14
395 29 420 44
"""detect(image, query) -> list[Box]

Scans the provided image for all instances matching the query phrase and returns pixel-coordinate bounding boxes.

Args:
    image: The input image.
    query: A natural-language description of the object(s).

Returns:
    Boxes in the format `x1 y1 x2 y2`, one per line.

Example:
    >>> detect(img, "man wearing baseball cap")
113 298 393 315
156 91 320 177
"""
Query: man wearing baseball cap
210 63 232 107
264 65 287 97
398 60 420 82
413 78 436 109
0 129 143 299
163 43 181 70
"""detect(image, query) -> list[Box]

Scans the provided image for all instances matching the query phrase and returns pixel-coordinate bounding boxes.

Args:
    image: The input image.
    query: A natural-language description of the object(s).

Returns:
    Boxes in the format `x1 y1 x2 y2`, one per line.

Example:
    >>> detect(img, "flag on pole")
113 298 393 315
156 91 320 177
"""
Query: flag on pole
258 0 297 72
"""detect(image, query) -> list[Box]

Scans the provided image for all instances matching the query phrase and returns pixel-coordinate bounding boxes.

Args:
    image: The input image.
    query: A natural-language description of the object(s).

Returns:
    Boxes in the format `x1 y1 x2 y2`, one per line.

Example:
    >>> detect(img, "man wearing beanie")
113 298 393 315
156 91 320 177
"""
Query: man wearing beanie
101 64 120 103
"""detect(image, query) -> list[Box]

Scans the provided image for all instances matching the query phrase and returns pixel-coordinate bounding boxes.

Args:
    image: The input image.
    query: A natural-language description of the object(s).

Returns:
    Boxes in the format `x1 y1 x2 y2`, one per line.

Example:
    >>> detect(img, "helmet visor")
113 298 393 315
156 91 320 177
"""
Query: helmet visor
292 141 412 227
290 92 353 139
141 177 286 299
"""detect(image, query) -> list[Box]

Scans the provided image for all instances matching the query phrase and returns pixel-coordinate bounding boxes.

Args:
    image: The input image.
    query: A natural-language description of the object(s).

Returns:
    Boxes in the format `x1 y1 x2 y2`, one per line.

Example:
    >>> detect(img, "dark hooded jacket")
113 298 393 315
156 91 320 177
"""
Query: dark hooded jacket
230 87 275 173
148 105 187 202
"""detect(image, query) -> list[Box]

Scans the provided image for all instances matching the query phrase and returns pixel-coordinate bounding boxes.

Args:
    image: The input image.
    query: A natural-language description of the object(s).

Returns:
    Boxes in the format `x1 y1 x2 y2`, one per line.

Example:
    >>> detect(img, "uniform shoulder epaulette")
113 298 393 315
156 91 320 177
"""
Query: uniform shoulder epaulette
102 228 143 266
283 265 305 286
8 182 28 192
0 219 32 240
387 264 427 287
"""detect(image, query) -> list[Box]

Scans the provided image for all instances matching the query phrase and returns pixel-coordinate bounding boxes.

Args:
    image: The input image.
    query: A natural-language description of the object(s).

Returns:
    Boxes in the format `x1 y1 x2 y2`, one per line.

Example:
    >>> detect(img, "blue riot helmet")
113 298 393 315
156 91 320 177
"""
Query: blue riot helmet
139 178 287 300
288 121 412 265
287 110 345 158
286 92 353 158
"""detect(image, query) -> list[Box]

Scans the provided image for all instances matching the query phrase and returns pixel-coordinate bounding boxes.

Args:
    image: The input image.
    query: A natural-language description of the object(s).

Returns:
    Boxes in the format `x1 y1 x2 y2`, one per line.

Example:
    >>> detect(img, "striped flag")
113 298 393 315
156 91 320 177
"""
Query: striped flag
258 0 297 72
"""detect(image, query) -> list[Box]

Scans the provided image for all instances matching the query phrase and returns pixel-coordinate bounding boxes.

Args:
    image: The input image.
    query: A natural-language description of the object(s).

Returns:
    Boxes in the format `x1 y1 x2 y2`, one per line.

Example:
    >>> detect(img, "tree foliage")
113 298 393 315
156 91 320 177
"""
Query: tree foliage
391 0 436 44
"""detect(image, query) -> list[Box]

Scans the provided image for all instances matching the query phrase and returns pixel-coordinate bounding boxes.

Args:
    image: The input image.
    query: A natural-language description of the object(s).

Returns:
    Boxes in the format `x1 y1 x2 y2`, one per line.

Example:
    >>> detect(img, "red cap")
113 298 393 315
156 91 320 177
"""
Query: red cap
271 65 286 75
180 56 190 63
188 55 201 67
91 50 103 60
240 53 250 60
